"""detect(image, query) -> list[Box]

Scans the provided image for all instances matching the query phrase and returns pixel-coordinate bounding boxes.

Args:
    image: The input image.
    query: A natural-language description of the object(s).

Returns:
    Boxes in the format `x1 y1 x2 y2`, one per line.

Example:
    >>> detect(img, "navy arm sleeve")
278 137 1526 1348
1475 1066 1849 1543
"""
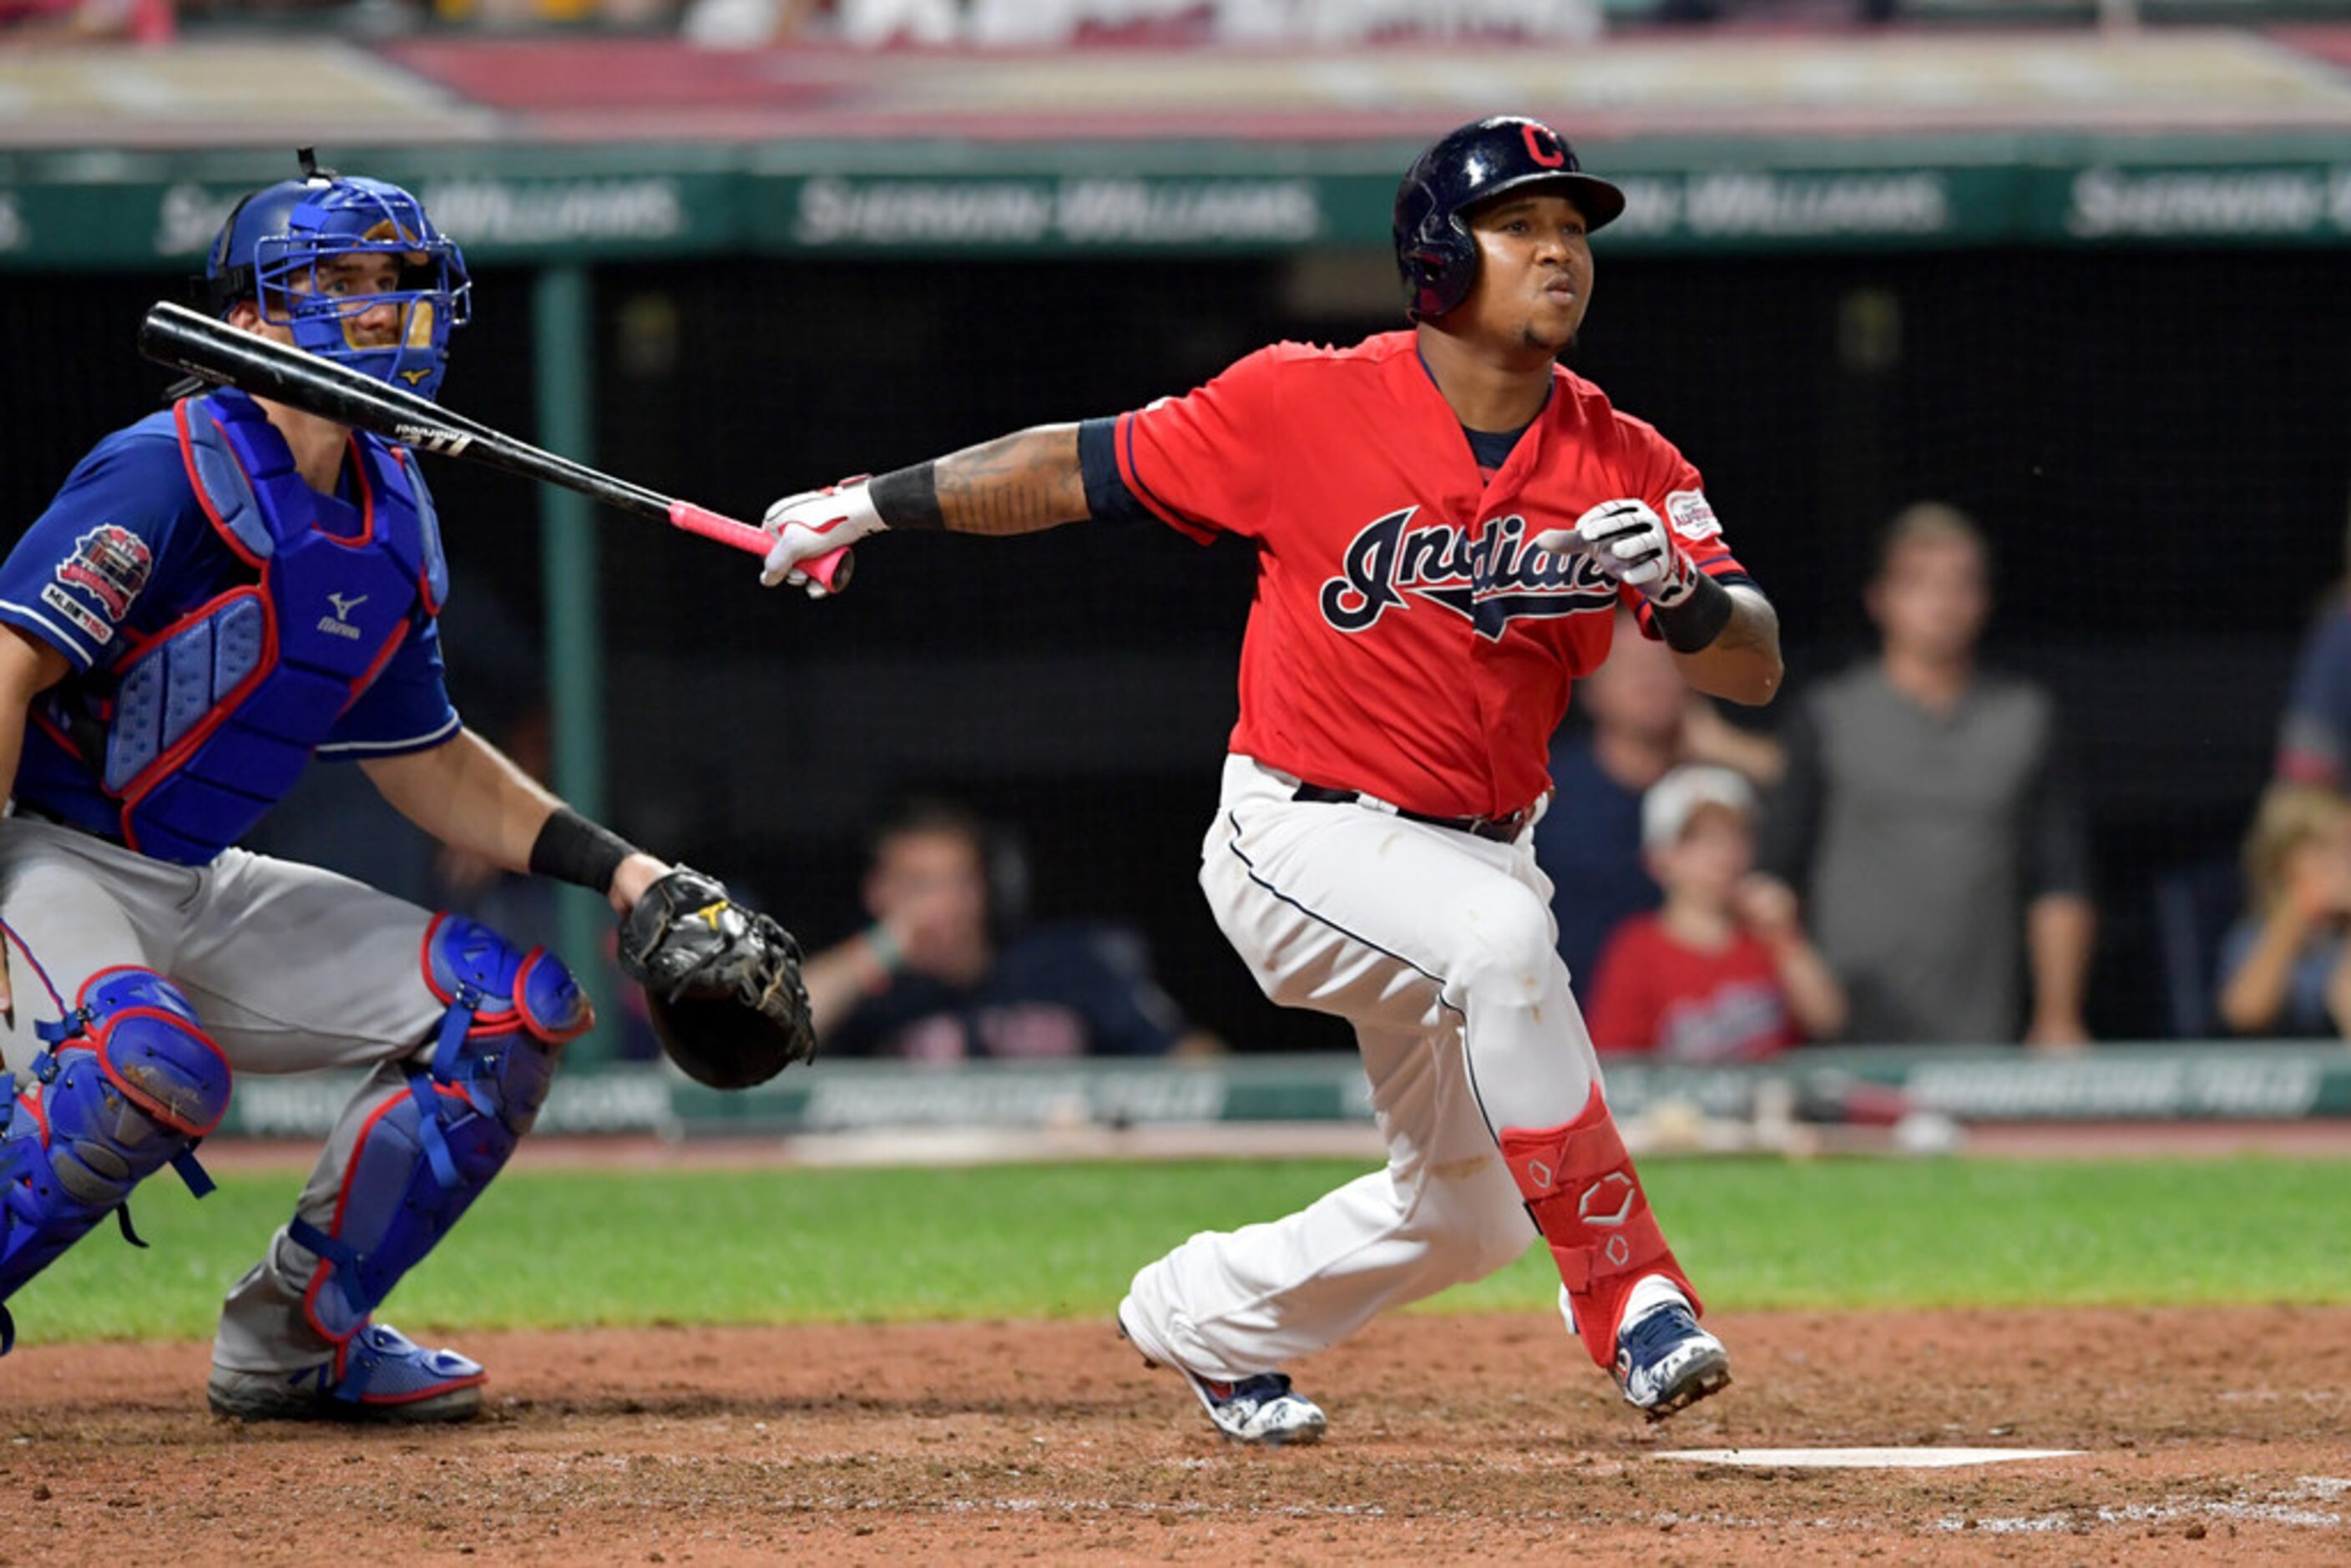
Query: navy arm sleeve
1077 417 1155 528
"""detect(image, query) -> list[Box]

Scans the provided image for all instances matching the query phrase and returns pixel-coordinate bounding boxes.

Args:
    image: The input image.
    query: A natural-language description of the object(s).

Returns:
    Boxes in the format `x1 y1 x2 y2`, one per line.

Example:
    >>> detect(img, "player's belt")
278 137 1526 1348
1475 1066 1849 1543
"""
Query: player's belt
1290 783 1533 844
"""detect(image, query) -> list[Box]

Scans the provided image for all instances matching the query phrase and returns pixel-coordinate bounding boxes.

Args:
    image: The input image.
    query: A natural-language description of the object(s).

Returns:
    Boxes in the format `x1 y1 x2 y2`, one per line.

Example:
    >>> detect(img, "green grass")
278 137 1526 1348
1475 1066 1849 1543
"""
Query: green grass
9 1156 2348 1347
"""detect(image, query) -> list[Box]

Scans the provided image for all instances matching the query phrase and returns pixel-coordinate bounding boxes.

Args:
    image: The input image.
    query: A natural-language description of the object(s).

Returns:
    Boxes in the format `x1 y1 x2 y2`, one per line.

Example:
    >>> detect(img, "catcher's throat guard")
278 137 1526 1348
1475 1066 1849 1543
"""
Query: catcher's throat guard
619 867 816 1090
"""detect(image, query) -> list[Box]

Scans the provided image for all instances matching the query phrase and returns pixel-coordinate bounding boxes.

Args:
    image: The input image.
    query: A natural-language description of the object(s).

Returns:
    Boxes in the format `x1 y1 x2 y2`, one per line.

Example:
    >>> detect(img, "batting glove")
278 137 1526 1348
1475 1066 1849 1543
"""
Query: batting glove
1534 499 1701 609
760 478 882 598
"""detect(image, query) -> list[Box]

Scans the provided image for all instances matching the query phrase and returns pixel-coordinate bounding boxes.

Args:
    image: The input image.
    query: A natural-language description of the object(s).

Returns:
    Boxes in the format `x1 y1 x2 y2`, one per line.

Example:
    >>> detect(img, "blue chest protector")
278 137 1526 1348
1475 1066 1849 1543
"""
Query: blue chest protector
13 391 450 866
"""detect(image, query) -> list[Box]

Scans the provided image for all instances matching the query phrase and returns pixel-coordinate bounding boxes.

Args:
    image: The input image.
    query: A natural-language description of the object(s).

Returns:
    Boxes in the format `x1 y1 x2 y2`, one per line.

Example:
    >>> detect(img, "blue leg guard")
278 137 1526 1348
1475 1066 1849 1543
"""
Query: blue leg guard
0 968 231 1353
288 915 589 1351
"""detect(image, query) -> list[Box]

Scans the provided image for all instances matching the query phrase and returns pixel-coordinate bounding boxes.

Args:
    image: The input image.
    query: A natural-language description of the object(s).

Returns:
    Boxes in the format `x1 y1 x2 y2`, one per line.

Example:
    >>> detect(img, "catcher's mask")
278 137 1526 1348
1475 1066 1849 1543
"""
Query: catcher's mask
200 148 472 402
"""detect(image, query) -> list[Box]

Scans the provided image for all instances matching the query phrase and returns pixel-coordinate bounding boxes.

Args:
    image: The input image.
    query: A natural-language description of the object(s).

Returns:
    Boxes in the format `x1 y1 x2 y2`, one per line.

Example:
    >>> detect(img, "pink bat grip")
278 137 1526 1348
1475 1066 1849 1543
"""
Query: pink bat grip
667 499 853 593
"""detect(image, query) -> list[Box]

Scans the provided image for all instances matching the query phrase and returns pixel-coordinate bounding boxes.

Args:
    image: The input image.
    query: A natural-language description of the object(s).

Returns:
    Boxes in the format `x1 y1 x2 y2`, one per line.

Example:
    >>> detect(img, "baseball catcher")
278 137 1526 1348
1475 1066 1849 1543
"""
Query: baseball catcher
0 151 806 1423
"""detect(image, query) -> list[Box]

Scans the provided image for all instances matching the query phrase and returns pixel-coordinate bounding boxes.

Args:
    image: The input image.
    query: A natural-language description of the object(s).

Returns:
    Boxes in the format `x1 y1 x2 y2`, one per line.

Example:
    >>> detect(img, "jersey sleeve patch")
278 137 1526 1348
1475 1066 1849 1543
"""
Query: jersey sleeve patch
1664 490 1721 544
35 522 157 656
38 583 113 646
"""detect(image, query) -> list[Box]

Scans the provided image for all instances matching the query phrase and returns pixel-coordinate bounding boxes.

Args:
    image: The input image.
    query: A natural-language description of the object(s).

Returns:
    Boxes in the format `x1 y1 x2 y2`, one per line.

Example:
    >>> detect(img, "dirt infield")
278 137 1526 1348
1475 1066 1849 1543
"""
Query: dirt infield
3 1307 2345 1565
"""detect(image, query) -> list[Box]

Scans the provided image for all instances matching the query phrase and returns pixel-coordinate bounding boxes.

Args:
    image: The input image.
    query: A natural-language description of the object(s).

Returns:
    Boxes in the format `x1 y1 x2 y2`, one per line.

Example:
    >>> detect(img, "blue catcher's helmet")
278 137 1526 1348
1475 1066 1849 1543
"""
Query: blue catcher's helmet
200 149 471 402
1393 116 1625 324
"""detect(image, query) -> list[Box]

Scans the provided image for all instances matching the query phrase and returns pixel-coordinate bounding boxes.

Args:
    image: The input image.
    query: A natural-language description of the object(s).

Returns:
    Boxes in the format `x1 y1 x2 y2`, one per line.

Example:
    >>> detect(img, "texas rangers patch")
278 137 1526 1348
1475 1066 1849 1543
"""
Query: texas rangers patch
1664 490 1721 543
55 524 153 621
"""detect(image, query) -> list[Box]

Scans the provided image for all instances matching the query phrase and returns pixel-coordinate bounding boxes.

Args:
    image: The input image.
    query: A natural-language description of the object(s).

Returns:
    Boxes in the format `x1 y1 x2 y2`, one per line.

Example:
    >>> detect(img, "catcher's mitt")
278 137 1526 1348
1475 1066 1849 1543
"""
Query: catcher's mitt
618 866 815 1089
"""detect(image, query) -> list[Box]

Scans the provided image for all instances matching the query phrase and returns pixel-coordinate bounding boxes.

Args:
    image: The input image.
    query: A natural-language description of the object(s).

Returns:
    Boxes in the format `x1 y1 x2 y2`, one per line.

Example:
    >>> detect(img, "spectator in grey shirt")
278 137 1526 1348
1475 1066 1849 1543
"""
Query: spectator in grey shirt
1761 503 2096 1048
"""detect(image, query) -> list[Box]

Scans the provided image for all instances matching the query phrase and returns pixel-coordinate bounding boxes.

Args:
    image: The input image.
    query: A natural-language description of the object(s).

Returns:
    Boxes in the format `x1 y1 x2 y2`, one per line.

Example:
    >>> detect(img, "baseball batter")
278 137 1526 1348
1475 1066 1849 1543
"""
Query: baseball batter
0 156 710 1419
760 118 1782 1443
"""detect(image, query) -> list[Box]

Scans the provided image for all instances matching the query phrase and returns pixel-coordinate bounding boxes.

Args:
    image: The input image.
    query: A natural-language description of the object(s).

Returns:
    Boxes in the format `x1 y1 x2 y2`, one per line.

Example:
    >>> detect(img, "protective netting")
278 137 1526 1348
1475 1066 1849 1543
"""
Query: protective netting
4 245 2343 1045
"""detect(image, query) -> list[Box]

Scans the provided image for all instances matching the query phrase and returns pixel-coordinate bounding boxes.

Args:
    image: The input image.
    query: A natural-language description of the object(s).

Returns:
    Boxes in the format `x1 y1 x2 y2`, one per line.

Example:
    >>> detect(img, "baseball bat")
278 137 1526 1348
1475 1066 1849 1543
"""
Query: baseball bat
134 301 851 593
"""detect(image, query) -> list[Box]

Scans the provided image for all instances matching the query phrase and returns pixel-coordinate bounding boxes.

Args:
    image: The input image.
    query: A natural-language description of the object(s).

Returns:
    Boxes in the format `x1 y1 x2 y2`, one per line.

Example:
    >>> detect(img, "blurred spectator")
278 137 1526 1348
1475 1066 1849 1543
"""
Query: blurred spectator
1535 607 1783 997
2216 783 2351 1038
1 0 169 40
1762 502 2096 1049
438 0 675 28
801 797 1220 1060
2274 552 2351 790
693 0 1599 48
1586 766 1845 1060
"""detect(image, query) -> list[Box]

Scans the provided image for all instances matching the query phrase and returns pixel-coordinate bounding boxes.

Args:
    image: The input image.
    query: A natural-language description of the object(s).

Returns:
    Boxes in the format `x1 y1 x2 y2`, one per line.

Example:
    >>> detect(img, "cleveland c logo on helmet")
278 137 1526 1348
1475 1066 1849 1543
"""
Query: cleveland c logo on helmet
1393 115 1628 324
198 148 472 404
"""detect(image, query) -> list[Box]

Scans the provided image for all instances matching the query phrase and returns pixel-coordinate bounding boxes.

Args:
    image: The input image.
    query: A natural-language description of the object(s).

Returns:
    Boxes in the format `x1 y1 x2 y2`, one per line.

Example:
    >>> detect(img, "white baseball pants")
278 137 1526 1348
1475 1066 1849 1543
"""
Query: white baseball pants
1120 754 1612 1382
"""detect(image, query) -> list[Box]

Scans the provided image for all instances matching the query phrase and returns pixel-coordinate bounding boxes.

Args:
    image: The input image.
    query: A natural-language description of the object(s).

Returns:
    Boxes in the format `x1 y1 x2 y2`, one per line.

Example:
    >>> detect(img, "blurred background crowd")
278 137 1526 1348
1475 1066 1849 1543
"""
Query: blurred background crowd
0 0 2184 45
9 3 2351 1073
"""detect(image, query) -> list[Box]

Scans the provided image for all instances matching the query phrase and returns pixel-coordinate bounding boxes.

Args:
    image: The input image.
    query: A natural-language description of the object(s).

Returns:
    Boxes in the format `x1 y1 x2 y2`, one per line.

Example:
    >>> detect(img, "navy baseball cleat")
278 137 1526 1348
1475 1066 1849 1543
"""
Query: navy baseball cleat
207 1323 485 1424
1117 1306 1327 1447
1612 1299 1731 1419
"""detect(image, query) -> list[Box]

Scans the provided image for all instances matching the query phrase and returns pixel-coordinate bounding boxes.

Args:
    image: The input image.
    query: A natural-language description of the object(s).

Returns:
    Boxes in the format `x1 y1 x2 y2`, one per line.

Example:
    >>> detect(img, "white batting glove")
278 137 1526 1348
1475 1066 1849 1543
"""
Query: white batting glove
1534 499 1701 609
760 478 885 598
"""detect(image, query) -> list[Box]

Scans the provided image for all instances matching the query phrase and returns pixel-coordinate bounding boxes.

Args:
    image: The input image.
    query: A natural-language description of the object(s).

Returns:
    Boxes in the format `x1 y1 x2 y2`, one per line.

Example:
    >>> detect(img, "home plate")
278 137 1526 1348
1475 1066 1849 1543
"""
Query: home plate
1660 1448 2081 1469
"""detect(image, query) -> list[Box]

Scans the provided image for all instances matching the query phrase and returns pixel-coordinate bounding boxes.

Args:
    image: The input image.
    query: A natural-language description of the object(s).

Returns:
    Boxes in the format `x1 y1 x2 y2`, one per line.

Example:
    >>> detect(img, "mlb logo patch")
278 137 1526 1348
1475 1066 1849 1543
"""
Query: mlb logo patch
1665 490 1720 543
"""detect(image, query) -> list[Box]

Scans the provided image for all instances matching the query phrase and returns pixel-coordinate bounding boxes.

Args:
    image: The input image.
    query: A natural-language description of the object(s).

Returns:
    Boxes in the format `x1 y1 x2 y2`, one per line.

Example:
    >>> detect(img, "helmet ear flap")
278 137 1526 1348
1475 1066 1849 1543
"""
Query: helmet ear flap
1401 208 1481 324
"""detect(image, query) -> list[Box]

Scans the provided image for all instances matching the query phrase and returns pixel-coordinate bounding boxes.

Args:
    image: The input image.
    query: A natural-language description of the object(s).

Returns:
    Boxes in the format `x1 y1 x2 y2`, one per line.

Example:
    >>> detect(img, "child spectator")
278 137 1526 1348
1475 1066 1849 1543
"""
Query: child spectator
1587 766 1846 1060
2217 783 2351 1039
1534 607 1782 999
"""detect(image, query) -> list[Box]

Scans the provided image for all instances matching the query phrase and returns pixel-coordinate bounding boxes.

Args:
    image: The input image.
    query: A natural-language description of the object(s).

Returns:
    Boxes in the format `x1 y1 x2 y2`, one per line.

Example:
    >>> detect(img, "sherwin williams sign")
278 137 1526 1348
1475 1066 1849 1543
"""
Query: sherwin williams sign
8 144 2351 269
785 175 1325 249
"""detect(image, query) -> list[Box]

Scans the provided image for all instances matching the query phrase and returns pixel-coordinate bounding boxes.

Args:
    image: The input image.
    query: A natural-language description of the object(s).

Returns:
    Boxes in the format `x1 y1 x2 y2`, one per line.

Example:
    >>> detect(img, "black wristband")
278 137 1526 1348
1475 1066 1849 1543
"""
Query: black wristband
1653 569 1735 654
868 462 944 531
530 806 638 895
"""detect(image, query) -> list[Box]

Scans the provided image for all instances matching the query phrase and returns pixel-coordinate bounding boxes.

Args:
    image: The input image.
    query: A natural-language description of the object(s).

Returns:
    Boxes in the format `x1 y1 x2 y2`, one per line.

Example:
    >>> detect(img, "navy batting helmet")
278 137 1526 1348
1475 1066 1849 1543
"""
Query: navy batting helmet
1393 116 1625 323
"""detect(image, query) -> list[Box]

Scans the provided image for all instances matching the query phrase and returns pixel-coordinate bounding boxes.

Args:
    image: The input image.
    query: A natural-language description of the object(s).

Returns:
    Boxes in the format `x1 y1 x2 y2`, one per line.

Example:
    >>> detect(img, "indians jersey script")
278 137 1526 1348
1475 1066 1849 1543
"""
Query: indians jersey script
1105 332 1752 821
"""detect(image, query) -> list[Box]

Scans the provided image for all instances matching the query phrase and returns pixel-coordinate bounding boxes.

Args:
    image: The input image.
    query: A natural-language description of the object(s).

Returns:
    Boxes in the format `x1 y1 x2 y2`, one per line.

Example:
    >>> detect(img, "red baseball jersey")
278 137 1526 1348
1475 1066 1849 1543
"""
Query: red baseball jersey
1110 331 1751 820
1585 915 1800 1062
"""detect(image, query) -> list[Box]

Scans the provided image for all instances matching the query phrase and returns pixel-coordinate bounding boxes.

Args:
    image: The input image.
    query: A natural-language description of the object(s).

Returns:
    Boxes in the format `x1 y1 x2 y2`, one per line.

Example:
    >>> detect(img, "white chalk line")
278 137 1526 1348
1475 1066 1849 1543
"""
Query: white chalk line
1660 1446 2080 1469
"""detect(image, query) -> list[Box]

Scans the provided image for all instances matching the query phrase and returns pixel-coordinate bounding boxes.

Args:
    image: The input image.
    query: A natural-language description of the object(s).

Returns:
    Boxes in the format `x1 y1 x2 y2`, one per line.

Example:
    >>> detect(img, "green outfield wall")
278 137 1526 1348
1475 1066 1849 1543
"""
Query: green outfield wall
209 1044 2351 1140
11 134 2351 269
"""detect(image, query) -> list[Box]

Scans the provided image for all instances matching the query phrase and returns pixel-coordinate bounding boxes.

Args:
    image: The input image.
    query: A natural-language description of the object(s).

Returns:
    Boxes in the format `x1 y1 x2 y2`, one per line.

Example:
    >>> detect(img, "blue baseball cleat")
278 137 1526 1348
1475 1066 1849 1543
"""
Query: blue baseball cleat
1118 1306 1327 1447
208 1322 485 1424
1612 1298 1731 1419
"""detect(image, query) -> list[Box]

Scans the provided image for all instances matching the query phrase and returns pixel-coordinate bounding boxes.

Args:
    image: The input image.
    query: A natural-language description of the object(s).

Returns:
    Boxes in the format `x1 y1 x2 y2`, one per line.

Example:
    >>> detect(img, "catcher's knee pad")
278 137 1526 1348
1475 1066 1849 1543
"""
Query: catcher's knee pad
291 915 589 1343
1 967 231 1352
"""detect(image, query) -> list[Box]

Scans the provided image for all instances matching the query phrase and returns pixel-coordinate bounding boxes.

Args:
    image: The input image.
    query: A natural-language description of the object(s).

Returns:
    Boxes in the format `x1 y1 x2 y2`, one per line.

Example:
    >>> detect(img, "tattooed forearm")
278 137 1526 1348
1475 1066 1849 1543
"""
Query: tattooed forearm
931 424 1090 537
1671 585 1784 706
1716 588 1780 658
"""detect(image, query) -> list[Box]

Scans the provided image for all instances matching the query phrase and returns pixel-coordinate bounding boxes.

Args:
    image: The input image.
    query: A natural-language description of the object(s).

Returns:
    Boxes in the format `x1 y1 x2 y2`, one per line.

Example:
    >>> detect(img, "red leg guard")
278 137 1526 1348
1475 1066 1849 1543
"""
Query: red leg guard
1498 1085 1701 1368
